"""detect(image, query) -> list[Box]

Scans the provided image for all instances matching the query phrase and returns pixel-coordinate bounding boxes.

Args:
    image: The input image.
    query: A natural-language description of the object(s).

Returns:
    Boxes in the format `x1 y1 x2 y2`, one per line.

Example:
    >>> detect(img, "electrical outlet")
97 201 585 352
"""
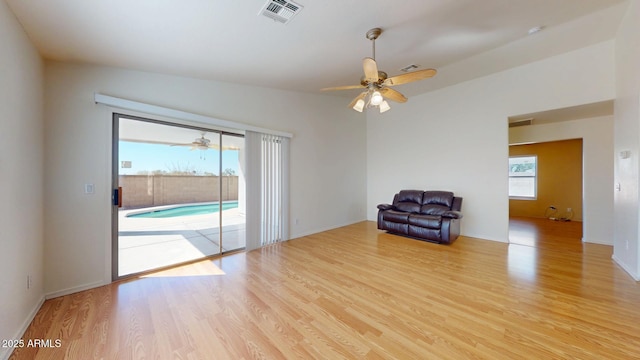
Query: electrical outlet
294 218 300 225
567 208 572 212
27 275 32 289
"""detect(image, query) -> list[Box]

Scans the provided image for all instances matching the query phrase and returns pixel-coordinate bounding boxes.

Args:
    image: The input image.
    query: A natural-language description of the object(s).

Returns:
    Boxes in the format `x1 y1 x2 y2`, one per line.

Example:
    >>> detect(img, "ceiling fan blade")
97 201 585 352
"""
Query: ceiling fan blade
348 92 367 109
321 84 364 91
380 88 408 103
205 143 241 151
383 68 437 86
363 57 379 83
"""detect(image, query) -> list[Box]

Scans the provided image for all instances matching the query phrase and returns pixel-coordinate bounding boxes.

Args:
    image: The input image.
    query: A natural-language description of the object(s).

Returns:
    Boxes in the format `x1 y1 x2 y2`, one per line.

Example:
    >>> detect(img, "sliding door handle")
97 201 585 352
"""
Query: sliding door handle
113 187 123 208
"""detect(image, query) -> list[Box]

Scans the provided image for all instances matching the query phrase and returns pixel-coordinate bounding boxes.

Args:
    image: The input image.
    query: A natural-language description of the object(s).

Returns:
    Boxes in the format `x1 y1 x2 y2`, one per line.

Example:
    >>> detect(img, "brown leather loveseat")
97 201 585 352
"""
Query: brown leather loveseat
377 190 463 244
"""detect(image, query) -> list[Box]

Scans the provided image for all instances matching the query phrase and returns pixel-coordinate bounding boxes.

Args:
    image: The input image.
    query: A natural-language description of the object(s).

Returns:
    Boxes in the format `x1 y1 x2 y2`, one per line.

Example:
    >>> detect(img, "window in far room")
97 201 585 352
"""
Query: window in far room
509 155 537 199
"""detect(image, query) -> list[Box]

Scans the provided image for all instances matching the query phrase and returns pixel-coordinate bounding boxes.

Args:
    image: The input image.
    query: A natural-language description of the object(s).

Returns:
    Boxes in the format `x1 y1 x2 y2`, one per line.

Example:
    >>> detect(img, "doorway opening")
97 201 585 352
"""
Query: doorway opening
506 100 614 248
508 138 584 248
112 114 246 279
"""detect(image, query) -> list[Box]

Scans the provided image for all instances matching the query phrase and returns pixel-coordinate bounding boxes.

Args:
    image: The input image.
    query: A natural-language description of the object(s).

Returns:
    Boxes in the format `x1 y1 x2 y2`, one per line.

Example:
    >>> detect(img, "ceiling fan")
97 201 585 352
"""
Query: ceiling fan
171 133 214 151
321 28 437 113
170 133 241 151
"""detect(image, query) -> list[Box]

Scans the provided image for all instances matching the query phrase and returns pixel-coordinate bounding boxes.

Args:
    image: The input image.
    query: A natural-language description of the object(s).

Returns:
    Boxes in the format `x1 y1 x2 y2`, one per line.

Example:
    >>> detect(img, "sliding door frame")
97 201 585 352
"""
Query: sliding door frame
111 113 244 280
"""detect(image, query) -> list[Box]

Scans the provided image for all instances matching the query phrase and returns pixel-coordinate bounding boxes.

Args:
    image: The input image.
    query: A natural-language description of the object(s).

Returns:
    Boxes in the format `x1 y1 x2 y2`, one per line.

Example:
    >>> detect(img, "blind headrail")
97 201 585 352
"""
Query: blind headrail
94 93 293 139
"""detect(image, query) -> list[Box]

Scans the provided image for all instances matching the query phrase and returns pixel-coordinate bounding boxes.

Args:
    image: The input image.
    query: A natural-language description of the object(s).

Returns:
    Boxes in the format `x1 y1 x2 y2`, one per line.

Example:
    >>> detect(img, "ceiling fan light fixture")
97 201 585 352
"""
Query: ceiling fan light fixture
379 100 391 113
353 99 365 112
370 91 384 106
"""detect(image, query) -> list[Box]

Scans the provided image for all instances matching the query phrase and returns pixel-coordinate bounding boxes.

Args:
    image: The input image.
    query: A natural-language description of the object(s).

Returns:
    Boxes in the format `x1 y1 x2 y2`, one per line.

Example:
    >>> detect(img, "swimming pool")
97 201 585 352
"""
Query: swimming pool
127 201 238 218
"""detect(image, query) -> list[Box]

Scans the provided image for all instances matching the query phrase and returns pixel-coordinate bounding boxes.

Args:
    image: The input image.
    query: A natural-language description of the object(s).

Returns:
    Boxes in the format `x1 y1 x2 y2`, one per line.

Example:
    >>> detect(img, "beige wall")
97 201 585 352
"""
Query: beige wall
509 139 583 221
0 1 45 356
120 175 239 209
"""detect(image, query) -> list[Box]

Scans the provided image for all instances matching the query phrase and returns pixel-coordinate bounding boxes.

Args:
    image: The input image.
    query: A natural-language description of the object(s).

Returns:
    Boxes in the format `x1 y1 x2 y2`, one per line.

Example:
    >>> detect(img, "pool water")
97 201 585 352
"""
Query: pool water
127 201 238 218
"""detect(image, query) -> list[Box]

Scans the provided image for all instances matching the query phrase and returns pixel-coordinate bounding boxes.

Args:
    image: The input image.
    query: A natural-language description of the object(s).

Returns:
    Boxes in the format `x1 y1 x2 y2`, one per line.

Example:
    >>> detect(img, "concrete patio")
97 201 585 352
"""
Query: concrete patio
117 204 246 276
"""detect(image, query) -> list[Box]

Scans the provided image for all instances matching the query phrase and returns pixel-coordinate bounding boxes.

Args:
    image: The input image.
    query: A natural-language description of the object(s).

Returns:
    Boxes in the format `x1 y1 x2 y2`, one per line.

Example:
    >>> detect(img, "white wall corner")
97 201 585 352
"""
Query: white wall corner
0 295 45 360
45 280 108 300
612 254 640 281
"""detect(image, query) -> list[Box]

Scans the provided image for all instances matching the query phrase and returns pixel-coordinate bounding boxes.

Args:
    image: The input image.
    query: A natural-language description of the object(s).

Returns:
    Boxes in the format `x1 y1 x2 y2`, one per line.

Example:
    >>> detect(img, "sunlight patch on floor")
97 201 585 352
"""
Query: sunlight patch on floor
142 259 227 277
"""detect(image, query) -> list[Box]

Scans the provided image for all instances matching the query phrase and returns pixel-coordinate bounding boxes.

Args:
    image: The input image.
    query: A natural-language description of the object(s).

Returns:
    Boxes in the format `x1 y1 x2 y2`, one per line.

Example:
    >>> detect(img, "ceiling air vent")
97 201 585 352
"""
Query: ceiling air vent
259 0 303 24
400 64 420 72
509 118 534 128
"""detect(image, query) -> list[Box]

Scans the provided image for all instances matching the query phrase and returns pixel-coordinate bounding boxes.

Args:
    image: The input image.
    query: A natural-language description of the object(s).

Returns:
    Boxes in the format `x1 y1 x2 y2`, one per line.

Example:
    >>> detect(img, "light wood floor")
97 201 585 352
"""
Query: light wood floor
11 220 640 359
509 216 584 251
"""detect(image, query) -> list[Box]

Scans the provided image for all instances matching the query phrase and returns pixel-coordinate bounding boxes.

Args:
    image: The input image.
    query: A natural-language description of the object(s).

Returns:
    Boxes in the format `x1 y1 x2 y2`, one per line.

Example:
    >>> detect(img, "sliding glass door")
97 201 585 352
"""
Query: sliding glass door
220 133 246 252
112 114 245 278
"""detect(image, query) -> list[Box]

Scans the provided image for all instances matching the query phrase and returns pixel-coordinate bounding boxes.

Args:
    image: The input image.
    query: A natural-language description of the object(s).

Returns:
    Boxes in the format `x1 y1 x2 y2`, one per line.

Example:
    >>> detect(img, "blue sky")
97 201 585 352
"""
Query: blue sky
119 141 240 175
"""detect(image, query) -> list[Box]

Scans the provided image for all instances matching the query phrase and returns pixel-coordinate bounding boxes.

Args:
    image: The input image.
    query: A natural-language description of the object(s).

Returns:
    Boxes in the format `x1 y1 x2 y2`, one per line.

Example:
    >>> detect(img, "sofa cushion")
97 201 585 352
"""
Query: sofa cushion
408 214 442 229
382 210 410 223
421 191 454 208
396 190 424 204
394 190 423 213
395 202 421 213
420 204 450 216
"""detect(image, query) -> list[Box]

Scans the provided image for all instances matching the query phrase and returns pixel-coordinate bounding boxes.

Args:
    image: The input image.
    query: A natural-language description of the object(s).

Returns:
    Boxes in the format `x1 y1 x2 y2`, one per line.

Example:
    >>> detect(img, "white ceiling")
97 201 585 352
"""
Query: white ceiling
5 0 628 100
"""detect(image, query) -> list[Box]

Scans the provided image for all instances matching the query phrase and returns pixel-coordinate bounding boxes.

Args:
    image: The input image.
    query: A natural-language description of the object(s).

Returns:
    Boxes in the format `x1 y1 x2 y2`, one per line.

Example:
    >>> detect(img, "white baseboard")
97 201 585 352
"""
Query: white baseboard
45 280 107 300
612 254 640 281
0 295 45 360
582 237 614 245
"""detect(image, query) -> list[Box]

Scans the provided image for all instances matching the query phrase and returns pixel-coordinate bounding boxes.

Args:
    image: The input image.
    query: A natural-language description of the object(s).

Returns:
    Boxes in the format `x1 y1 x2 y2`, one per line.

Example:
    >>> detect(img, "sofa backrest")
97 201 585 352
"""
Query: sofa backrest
392 190 460 215
420 191 454 215
393 190 423 213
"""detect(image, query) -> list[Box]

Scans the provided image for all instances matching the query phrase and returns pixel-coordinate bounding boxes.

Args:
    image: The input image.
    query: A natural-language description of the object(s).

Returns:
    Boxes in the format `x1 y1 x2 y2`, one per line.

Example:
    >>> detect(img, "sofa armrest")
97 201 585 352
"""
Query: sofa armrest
442 210 463 219
452 197 463 211
377 203 394 211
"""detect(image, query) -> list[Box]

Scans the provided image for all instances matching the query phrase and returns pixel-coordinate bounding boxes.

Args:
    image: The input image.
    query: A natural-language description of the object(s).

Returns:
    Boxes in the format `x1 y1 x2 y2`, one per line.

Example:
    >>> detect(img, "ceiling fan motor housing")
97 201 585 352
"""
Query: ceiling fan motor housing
360 71 387 87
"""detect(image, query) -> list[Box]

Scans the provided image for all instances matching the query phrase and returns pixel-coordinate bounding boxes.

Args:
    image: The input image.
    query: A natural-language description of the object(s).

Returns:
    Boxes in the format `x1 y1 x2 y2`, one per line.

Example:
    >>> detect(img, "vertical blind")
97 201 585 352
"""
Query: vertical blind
245 131 290 251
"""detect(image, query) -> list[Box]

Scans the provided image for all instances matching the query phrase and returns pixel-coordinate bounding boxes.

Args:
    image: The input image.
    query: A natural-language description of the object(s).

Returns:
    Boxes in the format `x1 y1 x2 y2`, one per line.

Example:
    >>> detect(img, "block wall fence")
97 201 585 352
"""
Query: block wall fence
119 175 239 209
